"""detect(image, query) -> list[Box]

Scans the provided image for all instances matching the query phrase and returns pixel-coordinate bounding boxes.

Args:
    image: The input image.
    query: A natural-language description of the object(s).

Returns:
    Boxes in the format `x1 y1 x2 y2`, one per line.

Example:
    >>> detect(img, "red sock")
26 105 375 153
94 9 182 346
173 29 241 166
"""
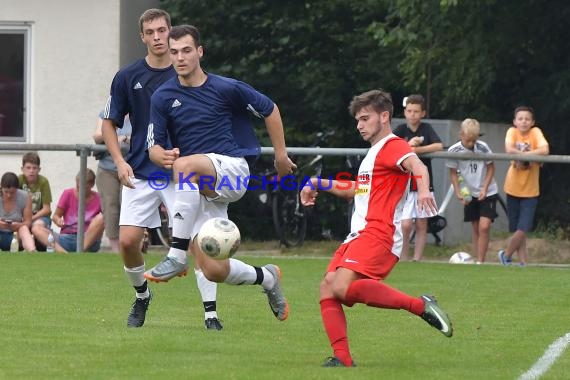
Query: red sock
344 279 424 315
320 298 353 367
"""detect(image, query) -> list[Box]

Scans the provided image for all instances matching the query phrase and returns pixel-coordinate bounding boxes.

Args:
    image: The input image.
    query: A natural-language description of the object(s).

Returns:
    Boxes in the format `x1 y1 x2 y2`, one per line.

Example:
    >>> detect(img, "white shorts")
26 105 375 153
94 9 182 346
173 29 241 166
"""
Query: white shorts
187 153 250 203
119 177 175 228
181 153 250 239
401 191 435 219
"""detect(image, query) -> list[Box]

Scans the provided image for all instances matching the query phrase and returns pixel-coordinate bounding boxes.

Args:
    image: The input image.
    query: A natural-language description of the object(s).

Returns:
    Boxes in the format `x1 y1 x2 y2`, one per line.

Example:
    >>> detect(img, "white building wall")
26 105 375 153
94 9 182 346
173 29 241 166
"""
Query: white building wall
0 0 120 206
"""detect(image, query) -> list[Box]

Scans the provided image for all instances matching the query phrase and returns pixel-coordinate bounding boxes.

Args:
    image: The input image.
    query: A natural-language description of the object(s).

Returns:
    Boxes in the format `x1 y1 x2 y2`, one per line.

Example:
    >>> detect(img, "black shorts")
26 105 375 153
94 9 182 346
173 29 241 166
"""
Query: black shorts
464 194 498 222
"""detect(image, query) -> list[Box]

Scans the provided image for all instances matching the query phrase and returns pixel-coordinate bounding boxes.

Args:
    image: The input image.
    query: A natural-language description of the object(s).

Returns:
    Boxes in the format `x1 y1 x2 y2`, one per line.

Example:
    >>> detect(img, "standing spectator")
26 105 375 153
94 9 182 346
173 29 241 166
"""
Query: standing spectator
447 119 499 264
18 152 53 249
51 169 104 253
499 106 549 266
93 112 132 253
393 95 443 261
0 172 36 251
300 89 452 368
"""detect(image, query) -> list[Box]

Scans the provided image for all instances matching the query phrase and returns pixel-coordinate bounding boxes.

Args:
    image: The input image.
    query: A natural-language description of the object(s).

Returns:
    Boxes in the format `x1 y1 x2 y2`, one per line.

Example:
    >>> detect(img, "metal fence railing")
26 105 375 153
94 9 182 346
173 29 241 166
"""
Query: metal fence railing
1 143 568 251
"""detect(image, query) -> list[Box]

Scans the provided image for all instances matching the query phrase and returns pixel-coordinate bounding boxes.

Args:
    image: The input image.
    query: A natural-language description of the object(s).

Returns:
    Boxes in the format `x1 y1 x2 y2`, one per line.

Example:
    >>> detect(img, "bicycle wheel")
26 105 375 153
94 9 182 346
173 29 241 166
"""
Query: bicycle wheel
155 203 171 248
272 189 307 247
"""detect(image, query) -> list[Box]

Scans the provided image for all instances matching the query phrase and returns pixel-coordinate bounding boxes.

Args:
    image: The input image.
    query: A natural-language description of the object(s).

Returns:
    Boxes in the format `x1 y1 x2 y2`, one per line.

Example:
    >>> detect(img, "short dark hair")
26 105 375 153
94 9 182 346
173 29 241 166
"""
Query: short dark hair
514 106 535 119
22 151 40 166
1 172 19 188
139 8 171 33
348 89 394 120
169 25 201 47
404 94 426 111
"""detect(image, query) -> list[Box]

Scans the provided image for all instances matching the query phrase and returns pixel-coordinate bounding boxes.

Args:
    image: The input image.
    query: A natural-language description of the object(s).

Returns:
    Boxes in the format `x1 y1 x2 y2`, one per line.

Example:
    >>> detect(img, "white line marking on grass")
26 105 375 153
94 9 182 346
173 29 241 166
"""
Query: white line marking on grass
518 332 570 380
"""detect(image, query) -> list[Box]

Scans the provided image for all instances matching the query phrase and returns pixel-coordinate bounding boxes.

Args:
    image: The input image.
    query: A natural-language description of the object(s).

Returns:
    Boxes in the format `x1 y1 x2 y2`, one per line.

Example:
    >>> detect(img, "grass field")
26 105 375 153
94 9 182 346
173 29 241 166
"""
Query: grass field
1 249 570 379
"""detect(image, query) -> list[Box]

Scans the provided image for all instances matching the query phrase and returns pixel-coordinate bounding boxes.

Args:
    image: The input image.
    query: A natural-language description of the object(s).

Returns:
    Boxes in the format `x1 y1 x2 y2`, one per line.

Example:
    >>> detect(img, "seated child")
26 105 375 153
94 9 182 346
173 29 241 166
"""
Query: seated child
18 152 53 250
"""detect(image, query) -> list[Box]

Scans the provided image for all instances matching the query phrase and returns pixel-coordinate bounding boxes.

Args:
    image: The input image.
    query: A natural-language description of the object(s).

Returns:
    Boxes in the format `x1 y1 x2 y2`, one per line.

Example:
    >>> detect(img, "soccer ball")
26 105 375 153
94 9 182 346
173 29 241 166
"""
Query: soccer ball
197 217 241 260
449 251 474 264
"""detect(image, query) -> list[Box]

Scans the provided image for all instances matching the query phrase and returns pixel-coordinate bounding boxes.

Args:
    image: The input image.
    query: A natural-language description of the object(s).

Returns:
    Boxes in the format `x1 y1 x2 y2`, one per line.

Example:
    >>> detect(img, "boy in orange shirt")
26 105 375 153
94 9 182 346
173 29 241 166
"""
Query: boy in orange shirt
498 106 549 266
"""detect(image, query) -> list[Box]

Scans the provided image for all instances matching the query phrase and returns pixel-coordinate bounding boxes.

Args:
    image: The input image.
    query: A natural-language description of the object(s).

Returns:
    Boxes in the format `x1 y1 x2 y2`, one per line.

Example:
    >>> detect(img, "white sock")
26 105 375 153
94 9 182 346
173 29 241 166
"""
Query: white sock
167 187 201 262
124 264 150 298
195 268 217 300
224 258 274 289
224 258 256 285
166 248 188 264
260 267 275 290
205 311 218 319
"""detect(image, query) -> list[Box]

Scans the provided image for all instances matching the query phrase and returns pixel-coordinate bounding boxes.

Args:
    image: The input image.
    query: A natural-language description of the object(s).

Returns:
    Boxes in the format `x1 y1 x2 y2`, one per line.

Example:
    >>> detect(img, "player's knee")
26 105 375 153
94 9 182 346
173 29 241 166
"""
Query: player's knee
201 263 224 283
330 281 350 301
119 233 142 252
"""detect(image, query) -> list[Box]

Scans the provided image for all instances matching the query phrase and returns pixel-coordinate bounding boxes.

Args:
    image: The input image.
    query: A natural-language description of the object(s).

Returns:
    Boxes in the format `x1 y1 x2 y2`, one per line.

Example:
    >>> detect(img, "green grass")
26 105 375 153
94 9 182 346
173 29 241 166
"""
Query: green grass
1 250 570 379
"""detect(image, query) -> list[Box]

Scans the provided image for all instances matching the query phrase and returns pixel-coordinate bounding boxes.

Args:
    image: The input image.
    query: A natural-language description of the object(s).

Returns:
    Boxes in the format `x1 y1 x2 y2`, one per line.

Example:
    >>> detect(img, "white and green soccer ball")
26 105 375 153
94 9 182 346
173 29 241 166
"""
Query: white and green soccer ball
197 217 241 260
449 251 474 264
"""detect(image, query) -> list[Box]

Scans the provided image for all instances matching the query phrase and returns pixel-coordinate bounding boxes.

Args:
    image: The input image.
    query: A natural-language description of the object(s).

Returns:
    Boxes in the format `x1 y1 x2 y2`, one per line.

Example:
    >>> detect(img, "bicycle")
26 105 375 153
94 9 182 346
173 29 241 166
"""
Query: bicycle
272 130 362 247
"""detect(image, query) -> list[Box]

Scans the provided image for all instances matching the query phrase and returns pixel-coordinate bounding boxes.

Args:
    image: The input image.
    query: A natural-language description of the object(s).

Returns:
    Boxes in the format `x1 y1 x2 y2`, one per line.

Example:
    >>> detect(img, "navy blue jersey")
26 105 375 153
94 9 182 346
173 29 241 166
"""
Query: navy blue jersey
393 122 442 191
104 58 176 179
147 73 274 160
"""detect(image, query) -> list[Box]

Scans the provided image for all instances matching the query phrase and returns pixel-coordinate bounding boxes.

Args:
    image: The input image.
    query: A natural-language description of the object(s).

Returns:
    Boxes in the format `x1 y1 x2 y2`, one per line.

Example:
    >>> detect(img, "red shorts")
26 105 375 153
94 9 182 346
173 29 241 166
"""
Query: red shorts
326 233 398 280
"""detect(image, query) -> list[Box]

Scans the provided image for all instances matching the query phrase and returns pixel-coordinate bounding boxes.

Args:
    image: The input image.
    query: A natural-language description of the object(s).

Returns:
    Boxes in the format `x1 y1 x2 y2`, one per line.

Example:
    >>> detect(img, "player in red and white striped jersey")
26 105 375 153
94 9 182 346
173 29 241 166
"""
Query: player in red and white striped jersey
301 89 453 368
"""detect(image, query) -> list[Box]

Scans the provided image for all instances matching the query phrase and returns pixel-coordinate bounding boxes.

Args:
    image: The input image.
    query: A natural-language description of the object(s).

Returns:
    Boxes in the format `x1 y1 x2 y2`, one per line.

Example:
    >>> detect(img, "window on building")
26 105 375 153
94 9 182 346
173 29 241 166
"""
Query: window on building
0 24 30 141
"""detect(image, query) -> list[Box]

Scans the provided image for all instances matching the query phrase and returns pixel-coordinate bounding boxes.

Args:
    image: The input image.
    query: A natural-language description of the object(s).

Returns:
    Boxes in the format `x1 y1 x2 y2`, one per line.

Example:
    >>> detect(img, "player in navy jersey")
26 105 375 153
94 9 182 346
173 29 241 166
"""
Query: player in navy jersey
101 9 223 330
145 25 295 322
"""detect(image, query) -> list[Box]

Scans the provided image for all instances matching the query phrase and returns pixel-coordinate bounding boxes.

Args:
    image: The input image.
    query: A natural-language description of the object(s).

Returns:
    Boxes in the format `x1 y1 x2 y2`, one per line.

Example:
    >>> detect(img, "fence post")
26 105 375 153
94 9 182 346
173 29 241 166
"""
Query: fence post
76 146 89 252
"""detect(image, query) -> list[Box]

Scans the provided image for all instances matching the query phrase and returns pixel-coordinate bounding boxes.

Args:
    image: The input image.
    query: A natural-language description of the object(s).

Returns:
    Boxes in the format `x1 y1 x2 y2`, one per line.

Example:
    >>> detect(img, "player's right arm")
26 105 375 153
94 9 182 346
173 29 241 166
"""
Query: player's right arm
300 177 356 206
102 118 135 188
102 74 135 188
147 92 179 169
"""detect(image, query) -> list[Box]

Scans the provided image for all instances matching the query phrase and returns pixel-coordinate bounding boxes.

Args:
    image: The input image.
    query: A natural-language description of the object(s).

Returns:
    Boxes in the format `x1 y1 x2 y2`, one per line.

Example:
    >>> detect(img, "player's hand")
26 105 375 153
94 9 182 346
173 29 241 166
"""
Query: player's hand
417 192 438 216
162 148 180 169
274 155 297 178
300 184 318 206
117 161 135 189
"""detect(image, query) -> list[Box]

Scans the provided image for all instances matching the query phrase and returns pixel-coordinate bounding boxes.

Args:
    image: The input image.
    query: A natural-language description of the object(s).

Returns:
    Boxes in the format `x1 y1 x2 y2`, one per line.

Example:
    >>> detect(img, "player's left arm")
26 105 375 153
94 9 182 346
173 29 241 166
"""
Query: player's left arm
401 155 438 216
263 104 296 177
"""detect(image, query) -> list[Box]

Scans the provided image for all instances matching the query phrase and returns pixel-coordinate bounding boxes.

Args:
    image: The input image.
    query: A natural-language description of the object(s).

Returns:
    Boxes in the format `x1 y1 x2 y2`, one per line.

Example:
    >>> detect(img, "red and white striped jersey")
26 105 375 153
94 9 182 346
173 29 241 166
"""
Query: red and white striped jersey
346 133 416 258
